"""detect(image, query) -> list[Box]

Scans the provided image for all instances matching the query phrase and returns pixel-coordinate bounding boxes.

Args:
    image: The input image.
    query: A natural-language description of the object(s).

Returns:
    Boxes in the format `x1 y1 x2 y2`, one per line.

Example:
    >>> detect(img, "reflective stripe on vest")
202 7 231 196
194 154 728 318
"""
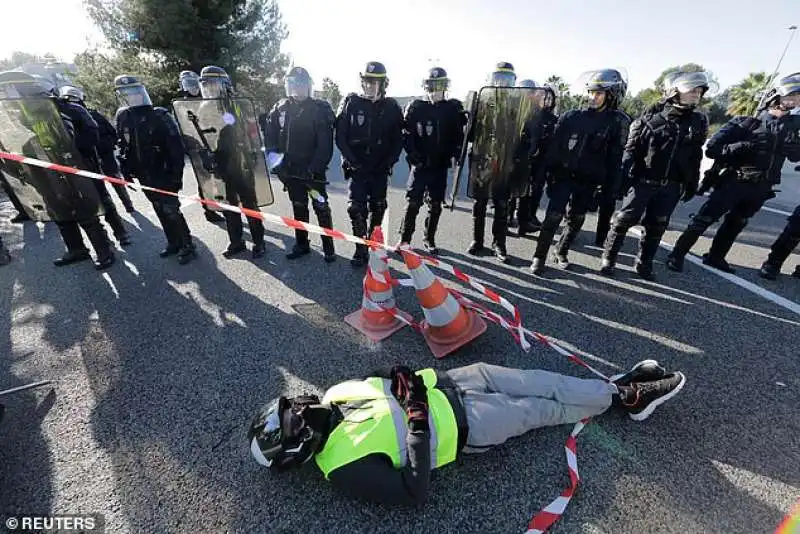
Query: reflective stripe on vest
314 369 459 479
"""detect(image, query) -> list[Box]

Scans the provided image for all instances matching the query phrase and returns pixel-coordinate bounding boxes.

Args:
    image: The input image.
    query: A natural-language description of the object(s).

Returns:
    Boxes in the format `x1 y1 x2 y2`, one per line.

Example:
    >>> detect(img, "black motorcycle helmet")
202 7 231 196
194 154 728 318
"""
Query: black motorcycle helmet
248 395 324 471
360 61 388 100
584 68 627 109
423 66 449 101
762 72 800 111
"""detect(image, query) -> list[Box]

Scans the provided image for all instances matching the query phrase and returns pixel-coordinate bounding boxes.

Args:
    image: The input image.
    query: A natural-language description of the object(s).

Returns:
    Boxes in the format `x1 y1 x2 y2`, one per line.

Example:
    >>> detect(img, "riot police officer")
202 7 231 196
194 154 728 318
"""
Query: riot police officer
59 85 136 233
600 71 711 280
398 67 465 254
263 66 337 262
666 72 800 273
198 65 266 259
177 70 225 224
759 204 800 279
468 61 517 262
51 89 119 269
0 72 116 269
513 80 558 236
335 61 404 267
530 69 627 274
115 74 196 264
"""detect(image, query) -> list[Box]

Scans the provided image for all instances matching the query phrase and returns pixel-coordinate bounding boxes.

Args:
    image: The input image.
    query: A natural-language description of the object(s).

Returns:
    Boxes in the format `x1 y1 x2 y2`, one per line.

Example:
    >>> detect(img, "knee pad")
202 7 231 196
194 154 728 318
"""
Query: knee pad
688 214 714 232
347 202 368 219
567 214 586 231
542 211 563 230
369 199 388 213
312 200 331 217
406 198 424 212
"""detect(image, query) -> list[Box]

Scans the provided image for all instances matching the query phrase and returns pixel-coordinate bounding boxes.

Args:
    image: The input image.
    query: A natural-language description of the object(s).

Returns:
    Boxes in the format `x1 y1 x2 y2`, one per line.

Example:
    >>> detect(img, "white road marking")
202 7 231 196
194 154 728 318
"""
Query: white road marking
762 205 793 217
629 228 800 317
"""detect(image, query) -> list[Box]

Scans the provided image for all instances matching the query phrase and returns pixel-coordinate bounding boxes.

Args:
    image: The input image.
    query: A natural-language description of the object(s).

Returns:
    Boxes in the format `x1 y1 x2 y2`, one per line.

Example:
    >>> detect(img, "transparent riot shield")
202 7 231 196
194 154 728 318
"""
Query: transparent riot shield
0 96 104 222
171 98 274 209
466 86 545 200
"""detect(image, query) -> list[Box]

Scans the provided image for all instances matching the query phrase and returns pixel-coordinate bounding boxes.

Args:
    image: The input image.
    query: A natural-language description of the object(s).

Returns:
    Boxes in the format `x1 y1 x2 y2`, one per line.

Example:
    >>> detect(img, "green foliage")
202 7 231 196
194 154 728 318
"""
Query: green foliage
727 72 768 117
79 0 289 116
320 77 342 110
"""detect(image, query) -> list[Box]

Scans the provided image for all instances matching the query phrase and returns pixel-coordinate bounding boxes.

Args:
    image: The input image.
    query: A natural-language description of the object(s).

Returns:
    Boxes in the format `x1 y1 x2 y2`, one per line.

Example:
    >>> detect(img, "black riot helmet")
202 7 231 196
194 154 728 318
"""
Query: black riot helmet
58 85 87 108
360 61 388 101
248 395 325 471
490 61 516 87
664 71 716 109
583 69 627 109
285 66 314 100
199 65 233 99
179 70 201 98
542 85 557 112
423 66 449 102
113 74 153 108
762 72 800 111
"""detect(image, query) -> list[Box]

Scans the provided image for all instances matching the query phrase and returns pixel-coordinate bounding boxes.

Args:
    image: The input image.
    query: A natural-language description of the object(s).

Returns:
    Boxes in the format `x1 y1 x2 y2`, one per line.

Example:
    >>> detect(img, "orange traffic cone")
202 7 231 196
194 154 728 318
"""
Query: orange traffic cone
344 227 412 342
401 249 487 358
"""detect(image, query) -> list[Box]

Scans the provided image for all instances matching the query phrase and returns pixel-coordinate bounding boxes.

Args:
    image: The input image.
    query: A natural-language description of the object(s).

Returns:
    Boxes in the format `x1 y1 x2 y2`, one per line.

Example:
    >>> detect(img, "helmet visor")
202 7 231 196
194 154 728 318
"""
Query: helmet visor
672 71 719 97
490 71 516 87
285 76 312 99
180 77 200 97
200 78 226 99
777 73 800 97
116 85 152 107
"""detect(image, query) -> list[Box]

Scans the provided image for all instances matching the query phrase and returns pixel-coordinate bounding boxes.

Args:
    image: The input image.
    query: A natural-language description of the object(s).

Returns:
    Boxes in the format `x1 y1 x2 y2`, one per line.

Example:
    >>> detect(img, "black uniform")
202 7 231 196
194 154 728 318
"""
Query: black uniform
514 108 558 235
88 107 135 213
116 105 196 263
263 96 337 261
335 93 404 264
666 111 800 273
52 100 116 269
593 110 631 246
532 108 624 268
398 98 465 250
602 102 707 279
760 203 800 279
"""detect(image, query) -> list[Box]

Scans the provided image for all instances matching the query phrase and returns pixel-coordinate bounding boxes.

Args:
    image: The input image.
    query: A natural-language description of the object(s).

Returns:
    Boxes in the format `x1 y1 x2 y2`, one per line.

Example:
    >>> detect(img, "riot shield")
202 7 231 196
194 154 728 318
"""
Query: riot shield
0 96 104 222
171 98 274 209
466 86 545 200
447 90 476 210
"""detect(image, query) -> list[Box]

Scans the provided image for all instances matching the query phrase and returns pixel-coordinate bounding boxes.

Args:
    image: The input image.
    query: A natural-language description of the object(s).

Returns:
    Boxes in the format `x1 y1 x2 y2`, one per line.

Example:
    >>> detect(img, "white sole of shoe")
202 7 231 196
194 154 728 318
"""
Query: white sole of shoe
628 372 686 422
609 359 661 383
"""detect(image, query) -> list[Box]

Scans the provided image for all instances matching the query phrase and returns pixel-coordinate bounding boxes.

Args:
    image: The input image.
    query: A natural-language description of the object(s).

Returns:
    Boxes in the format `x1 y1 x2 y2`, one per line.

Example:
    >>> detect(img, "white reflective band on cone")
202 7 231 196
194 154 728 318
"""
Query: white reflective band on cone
408 264 437 291
422 294 461 327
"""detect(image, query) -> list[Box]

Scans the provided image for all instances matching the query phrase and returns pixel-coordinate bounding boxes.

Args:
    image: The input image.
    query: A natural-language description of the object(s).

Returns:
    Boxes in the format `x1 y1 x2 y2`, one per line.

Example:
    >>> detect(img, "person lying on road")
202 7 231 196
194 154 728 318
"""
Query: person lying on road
247 360 686 505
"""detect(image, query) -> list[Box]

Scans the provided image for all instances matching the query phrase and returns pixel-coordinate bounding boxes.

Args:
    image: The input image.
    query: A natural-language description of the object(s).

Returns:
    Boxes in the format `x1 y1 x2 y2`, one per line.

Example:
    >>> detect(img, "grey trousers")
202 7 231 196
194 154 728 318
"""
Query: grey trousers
445 363 616 452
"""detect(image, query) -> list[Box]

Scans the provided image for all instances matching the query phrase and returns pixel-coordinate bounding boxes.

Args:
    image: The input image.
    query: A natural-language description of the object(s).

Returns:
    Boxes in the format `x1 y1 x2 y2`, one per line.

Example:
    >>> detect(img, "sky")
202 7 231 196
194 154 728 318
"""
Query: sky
1 0 799 99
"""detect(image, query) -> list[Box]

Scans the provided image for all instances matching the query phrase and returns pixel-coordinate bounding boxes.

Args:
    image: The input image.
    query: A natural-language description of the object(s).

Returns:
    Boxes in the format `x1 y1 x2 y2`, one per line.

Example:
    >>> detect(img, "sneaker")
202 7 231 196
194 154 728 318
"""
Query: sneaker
635 262 656 281
530 257 545 274
286 244 311 260
492 243 508 263
467 241 483 256
609 359 666 387
159 245 180 258
422 238 438 255
553 253 569 269
623 371 686 421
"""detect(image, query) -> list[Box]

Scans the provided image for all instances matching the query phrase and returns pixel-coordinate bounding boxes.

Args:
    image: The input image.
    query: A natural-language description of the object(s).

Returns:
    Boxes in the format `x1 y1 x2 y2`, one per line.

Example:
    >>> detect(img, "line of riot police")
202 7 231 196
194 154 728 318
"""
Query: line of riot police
1 61 798 281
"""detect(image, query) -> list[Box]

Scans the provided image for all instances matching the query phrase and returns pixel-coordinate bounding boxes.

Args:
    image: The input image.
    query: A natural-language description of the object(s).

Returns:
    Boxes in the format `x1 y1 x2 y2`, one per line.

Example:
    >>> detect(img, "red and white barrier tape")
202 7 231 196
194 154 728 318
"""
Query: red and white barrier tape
2 151 609 533
0 151 526 341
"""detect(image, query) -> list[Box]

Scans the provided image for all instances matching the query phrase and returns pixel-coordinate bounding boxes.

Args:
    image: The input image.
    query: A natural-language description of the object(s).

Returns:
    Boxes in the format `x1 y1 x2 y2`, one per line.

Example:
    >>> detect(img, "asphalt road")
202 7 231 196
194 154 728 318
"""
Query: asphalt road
0 152 798 534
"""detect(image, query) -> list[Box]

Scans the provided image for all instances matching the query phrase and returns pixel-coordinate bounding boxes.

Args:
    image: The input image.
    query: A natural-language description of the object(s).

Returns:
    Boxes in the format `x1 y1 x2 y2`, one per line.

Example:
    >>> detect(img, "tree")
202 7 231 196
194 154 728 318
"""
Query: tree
727 72 768 117
320 77 342 110
544 75 570 96
82 0 289 113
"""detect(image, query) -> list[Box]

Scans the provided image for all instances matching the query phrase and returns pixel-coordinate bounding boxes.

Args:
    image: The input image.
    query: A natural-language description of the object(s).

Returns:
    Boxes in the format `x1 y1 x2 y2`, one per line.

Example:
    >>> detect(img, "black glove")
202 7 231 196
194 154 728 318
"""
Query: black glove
405 373 429 432
199 150 217 173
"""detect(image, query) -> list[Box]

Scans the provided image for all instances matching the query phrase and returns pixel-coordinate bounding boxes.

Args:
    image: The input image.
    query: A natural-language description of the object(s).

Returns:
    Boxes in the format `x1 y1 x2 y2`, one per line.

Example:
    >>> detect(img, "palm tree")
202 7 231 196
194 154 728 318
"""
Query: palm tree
727 72 768 116
545 75 570 96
